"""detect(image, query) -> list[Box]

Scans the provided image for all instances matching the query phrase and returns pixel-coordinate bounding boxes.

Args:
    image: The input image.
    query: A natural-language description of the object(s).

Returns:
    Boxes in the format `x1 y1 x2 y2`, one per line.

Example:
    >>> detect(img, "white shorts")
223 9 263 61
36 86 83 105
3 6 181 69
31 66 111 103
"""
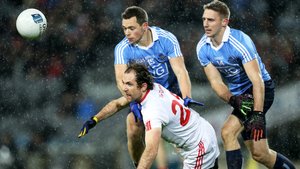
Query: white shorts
182 124 219 169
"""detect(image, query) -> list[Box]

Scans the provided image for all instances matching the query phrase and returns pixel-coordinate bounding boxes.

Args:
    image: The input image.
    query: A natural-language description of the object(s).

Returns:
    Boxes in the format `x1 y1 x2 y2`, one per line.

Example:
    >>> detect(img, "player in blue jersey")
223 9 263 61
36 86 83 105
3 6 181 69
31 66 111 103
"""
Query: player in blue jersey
78 6 202 168
196 1 295 169
114 6 192 168
77 5 191 168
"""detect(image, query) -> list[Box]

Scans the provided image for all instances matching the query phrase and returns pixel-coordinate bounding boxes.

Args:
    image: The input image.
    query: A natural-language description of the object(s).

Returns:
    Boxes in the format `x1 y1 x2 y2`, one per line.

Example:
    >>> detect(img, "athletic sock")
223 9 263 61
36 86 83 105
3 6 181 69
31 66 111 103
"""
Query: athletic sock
226 149 243 169
273 153 295 169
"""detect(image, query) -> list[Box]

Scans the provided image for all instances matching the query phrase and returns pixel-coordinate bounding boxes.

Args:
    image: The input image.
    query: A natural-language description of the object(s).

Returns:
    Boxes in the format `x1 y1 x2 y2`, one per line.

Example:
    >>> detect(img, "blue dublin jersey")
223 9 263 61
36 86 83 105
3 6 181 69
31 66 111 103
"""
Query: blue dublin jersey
197 26 271 95
115 26 182 95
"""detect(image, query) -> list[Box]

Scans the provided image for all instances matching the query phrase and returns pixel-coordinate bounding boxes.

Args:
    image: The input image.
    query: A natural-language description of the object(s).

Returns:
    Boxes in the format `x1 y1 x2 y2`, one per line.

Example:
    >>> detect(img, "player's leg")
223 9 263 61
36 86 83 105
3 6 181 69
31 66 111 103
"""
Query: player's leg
243 80 295 168
244 139 275 168
244 139 295 169
221 114 244 169
242 110 276 168
126 112 145 166
242 111 295 168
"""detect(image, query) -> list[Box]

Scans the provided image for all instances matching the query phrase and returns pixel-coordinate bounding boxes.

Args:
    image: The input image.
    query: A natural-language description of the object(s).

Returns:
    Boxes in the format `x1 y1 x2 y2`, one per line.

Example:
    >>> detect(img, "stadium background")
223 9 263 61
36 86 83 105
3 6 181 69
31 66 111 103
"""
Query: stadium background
0 0 299 168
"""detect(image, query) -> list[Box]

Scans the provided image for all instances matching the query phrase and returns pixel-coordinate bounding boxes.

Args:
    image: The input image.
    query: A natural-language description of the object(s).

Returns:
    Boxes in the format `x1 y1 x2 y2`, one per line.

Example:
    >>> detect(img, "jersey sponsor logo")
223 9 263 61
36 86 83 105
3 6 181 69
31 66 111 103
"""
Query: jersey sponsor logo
214 57 241 77
217 65 241 77
148 60 169 78
129 54 169 79
145 120 152 131
151 63 168 78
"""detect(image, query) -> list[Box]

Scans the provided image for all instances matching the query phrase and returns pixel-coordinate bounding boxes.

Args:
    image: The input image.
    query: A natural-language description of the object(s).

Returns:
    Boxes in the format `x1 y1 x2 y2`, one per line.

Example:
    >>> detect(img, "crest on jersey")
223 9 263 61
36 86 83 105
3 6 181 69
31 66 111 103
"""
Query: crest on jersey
159 54 167 61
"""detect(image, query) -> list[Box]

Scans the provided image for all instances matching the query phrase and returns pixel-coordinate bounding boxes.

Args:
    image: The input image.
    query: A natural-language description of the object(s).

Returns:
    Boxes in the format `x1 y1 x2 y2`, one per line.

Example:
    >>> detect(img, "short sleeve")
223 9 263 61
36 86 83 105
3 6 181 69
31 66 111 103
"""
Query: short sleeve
160 31 183 59
196 39 210 67
232 32 258 64
142 106 169 130
114 40 129 64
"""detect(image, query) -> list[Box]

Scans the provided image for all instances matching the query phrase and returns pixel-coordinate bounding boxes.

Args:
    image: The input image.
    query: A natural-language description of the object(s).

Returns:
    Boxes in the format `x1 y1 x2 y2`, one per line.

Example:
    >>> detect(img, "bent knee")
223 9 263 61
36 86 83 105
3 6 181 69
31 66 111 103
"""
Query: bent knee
250 149 270 163
221 120 243 142
221 125 237 142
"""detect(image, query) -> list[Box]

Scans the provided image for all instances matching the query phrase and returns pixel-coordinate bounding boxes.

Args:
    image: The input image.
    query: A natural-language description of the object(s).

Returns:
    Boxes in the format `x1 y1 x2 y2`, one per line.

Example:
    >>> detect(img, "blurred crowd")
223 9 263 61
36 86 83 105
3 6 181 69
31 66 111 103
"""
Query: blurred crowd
0 0 299 168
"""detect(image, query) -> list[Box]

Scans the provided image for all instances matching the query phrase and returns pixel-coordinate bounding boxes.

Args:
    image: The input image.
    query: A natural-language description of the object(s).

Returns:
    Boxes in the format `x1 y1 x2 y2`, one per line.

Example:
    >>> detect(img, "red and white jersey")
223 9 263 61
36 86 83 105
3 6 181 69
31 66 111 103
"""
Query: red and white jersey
140 83 219 162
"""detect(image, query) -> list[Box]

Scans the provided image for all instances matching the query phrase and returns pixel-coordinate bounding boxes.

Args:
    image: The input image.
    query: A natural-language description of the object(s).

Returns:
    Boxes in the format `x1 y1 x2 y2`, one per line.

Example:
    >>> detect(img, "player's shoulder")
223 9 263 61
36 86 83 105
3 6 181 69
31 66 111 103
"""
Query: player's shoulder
229 28 251 42
152 26 176 40
151 26 169 34
150 83 167 97
196 34 208 52
115 37 131 52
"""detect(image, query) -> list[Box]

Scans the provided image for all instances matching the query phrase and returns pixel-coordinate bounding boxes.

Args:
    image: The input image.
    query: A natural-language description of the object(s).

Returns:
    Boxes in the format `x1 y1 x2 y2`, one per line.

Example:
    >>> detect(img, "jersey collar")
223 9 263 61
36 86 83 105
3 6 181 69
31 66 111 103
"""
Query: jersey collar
223 26 230 42
134 26 158 49
149 26 159 42
206 26 230 50
140 89 150 104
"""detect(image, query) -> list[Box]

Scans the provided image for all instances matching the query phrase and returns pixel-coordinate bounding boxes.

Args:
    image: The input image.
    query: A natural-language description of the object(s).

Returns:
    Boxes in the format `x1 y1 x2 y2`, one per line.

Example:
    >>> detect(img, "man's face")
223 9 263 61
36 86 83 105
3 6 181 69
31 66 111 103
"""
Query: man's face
122 71 143 102
122 17 147 44
202 9 227 38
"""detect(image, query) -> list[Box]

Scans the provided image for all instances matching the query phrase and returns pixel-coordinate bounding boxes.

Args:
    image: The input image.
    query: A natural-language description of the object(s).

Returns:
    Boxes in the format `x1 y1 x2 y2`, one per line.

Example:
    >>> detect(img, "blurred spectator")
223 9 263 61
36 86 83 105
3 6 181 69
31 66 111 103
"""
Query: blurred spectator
24 124 56 169
56 90 77 118
0 132 23 169
67 154 95 169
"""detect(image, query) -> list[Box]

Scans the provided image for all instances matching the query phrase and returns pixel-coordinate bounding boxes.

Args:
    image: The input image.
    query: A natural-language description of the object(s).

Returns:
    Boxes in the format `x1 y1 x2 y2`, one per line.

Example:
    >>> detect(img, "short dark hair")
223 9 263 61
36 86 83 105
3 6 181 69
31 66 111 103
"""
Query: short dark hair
121 6 148 25
203 1 230 19
125 63 153 90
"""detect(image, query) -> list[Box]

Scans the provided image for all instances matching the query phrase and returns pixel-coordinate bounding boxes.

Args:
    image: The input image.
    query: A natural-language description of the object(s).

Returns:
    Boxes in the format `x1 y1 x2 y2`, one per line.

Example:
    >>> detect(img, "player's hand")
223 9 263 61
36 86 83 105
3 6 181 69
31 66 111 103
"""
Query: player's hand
183 97 204 107
130 101 143 122
229 94 254 116
245 111 266 141
78 116 98 138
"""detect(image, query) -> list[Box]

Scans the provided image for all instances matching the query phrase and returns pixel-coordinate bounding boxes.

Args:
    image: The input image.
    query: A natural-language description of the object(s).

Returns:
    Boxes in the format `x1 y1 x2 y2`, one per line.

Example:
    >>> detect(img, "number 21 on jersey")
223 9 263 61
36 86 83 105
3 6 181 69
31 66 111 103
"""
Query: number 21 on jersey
170 93 191 126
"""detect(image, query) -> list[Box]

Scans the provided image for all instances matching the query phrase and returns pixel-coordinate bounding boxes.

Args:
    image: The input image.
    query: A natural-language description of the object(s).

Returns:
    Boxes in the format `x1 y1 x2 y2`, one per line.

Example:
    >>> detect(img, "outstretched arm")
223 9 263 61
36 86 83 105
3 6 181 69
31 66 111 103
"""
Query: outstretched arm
137 128 161 169
78 96 129 138
94 96 129 122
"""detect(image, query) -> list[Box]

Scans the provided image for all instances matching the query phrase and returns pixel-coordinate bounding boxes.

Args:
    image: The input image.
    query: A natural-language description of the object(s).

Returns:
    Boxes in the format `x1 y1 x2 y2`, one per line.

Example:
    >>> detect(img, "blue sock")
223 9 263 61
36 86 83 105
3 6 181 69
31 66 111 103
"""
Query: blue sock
226 149 243 169
273 153 295 169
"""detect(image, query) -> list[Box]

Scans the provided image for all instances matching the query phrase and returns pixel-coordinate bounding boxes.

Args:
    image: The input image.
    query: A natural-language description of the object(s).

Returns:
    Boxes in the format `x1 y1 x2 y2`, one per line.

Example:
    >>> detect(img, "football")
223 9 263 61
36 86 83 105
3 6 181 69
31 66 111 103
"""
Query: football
16 8 47 39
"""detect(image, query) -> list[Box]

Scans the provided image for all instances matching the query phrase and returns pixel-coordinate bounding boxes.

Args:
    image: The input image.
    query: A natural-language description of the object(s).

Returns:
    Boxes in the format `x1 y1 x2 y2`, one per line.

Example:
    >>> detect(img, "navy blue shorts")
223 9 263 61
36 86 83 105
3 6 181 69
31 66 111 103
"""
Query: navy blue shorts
232 80 275 140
